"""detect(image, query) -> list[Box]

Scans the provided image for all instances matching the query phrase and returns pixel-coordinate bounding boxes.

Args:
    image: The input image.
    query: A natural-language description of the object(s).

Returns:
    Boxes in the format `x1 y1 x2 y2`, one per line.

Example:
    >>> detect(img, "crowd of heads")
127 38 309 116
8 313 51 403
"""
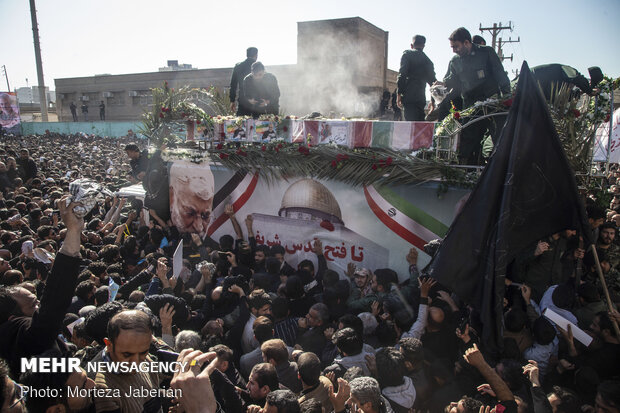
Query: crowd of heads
0 132 616 413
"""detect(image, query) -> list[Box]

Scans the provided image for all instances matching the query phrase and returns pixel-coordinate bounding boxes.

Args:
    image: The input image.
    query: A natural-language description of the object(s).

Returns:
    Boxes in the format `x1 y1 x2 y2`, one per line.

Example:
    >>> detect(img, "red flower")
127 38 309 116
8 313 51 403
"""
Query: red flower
277 143 283 149
220 132 226 138
573 109 581 118
502 98 513 108
159 113 164 118
605 114 611 122
219 153 229 159
320 220 335 231
196 120 201 124
261 145 266 152
285 116 291 120
386 157 393 166
283 126 288 132
371 164 378 170
453 112 461 120
181 112 187 118
250 126 254 130
216 143 223 150
275 147 280 153
331 160 338 168
236 149 247 157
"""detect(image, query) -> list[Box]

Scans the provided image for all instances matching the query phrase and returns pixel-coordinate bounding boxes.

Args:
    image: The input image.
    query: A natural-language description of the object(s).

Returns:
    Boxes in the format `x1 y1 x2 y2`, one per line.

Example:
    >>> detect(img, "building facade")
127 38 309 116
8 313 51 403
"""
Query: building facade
55 17 398 122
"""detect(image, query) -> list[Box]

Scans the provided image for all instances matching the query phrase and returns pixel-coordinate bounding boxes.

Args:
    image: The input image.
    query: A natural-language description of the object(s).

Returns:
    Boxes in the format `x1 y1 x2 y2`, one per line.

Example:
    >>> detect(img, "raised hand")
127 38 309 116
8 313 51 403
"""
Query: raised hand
419 277 436 298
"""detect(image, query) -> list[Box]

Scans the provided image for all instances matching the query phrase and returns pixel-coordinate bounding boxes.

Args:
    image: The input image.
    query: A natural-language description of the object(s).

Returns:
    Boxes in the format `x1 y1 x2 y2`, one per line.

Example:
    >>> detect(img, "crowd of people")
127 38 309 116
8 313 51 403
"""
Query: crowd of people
0 131 618 413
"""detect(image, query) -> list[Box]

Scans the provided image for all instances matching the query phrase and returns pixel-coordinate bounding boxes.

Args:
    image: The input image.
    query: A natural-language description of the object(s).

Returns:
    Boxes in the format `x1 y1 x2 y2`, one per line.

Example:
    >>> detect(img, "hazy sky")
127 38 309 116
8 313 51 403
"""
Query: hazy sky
2 0 619 92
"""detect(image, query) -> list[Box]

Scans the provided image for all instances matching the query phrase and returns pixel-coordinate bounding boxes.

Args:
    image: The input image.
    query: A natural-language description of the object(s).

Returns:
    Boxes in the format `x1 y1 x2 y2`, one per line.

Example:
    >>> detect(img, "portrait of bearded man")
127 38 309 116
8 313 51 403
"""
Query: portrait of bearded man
169 161 215 238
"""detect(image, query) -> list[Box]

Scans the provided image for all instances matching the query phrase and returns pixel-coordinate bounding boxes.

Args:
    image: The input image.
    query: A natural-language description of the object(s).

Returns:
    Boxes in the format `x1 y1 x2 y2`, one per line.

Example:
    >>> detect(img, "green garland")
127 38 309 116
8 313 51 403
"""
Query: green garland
161 140 474 189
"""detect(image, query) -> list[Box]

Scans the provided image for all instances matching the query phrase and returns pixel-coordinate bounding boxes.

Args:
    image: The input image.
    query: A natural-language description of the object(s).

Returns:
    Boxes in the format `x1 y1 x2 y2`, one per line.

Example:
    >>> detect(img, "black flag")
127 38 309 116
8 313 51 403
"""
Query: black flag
427 61 592 355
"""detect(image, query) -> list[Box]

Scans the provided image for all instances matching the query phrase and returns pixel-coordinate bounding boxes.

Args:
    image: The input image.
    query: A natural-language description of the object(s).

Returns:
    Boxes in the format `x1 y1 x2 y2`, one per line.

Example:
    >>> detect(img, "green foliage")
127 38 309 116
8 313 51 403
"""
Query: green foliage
161 140 469 188
138 82 230 146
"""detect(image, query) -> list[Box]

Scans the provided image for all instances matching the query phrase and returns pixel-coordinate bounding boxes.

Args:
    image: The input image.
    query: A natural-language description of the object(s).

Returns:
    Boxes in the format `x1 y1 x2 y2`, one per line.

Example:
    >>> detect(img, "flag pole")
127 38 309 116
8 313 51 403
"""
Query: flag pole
590 244 620 338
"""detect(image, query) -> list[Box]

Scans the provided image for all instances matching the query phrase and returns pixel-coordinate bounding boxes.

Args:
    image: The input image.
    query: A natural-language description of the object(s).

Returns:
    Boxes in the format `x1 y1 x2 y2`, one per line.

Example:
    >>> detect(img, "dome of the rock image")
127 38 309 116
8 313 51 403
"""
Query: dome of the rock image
278 179 343 225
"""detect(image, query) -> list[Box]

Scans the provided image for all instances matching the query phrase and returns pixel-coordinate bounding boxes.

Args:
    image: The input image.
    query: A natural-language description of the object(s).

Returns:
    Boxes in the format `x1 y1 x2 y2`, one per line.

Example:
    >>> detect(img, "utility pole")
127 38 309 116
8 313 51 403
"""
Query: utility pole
497 36 520 62
29 0 48 121
479 21 520 60
1 66 10 92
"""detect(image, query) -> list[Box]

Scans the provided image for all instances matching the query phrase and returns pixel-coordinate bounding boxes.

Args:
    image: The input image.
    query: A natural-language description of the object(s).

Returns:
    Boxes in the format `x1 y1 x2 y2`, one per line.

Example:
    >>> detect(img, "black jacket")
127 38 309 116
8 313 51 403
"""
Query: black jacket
230 58 255 105
242 73 280 116
397 48 436 104
444 44 510 107
0 253 80 377
130 150 149 182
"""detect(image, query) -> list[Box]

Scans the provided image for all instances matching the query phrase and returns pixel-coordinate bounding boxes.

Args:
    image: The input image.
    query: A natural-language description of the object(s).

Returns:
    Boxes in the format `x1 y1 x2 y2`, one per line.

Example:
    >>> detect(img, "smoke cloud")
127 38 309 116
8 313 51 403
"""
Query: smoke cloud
275 24 386 118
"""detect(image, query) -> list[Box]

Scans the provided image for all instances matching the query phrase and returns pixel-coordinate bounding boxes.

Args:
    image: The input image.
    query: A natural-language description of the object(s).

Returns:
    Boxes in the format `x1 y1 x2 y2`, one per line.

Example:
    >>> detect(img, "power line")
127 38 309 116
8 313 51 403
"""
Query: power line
479 21 520 62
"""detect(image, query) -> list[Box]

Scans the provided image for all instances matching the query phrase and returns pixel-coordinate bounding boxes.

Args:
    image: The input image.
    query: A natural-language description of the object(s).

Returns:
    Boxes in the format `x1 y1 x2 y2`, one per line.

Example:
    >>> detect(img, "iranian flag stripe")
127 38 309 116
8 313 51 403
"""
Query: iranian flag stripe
364 186 428 250
213 170 247 209
364 185 447 249
373 185 449 238
207 171 259 236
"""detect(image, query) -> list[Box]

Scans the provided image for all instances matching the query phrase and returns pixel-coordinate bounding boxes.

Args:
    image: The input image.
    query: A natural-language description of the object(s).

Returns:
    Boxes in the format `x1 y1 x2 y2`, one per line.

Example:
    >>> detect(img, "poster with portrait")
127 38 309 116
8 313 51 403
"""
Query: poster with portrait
318 121 350 146
169 160 215 239
168 159 469 280
0 92 21 135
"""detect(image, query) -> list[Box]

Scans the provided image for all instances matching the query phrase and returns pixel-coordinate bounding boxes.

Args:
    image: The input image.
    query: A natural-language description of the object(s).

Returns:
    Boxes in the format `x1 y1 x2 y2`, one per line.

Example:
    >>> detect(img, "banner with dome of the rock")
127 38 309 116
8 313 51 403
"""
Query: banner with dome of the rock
168 160 469 280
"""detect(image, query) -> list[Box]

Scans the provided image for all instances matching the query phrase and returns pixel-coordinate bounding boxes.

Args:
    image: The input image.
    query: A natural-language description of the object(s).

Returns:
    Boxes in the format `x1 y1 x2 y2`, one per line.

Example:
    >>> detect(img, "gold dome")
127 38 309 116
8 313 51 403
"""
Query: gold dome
279 179 342 222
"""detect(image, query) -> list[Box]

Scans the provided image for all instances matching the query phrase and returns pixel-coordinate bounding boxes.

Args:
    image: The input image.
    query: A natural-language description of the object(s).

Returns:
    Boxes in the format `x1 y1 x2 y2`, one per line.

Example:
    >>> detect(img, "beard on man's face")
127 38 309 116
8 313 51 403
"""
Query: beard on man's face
170 204 208 239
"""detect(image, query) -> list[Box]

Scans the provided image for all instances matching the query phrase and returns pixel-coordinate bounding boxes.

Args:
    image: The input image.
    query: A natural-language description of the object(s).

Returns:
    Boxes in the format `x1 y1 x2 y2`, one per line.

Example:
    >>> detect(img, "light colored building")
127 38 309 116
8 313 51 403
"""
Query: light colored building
16 86 55 105
55 17 398 122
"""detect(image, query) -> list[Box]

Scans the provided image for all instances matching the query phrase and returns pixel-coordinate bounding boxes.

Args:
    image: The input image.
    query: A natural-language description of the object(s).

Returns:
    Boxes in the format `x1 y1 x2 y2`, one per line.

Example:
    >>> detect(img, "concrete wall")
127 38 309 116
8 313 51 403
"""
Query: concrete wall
55 68 233 122
20 121 143 137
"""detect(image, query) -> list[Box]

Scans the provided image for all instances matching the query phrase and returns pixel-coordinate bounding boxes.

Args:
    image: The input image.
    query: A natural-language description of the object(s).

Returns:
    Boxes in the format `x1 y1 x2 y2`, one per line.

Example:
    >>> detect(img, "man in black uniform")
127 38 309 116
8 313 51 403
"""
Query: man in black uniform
124 143 149 184
70 101 78 122
396 35 436 121
242 62 280 118
99 100 106 121
81 102 89 121
230 47 258 116
530 64 596 100
440 27 510 165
